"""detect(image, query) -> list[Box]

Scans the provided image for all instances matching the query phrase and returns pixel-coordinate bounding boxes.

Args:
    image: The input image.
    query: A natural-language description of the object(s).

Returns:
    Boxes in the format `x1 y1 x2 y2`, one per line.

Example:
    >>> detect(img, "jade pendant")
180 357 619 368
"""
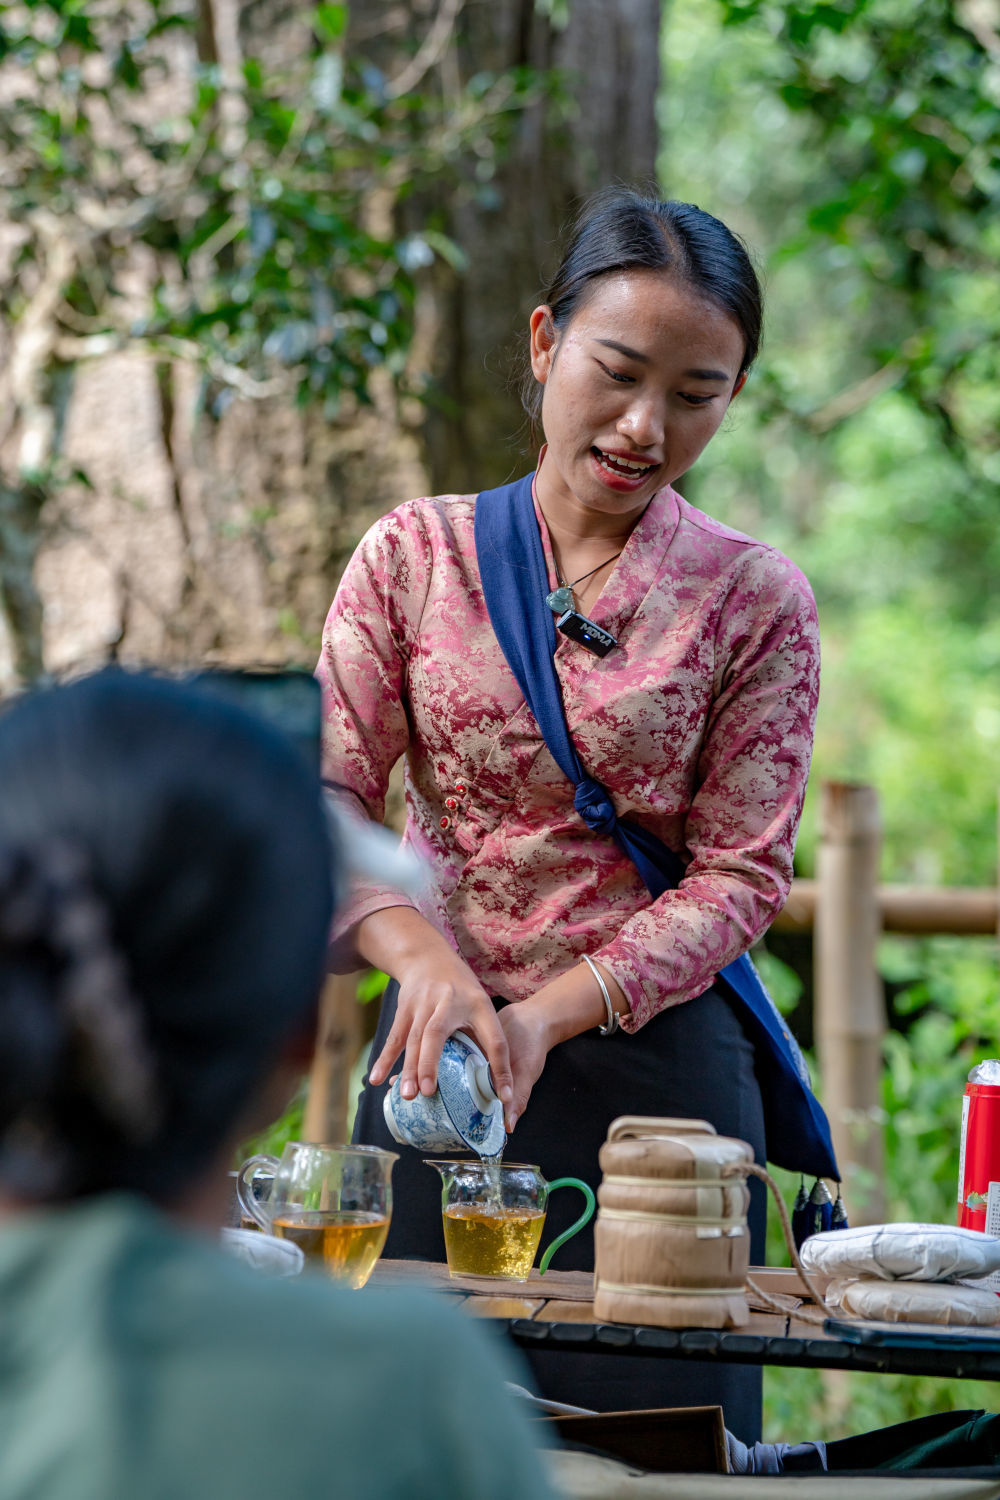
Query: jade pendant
546 586 573 615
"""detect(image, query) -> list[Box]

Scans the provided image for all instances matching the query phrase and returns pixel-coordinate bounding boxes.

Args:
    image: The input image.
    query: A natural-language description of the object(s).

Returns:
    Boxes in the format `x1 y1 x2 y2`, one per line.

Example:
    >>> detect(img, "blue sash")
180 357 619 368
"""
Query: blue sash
474 471 839 1180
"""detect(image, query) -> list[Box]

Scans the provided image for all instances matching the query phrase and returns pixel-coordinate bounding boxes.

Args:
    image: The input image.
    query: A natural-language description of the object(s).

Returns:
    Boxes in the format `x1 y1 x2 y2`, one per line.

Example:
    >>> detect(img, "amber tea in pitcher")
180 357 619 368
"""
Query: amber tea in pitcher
442 1204 546 1280
237 1143 397 1290
428 1160 595 1283
271 1210 390 1289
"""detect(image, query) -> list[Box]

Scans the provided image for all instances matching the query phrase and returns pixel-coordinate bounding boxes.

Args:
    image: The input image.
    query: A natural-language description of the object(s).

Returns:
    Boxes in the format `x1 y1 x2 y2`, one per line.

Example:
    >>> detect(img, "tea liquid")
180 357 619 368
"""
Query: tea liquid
481 1151 504 1211
271 1210 389 1288
443 1204 545 1281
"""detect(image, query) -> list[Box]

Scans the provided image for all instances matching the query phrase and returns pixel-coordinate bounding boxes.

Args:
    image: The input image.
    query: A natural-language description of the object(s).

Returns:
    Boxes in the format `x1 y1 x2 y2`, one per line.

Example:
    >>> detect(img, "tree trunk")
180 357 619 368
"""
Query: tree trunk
0 1 661 685
352 0 663 495
0 480 46 688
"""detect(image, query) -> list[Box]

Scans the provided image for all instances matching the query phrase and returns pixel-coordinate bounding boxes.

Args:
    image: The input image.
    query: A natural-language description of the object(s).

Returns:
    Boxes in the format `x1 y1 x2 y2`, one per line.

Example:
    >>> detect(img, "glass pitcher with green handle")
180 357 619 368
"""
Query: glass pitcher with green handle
426 1160 595 1282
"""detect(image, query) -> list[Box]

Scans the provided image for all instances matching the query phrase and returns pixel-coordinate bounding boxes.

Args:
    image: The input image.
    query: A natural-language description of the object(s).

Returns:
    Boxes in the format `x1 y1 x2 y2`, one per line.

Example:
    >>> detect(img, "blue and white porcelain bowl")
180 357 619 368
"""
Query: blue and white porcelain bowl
383 1031 506 1157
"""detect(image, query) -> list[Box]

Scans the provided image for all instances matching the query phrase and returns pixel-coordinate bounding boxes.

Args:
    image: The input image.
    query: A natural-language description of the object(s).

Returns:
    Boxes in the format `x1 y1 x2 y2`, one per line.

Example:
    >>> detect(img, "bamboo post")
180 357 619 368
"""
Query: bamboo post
302 974 364 1145
815 781 886 1223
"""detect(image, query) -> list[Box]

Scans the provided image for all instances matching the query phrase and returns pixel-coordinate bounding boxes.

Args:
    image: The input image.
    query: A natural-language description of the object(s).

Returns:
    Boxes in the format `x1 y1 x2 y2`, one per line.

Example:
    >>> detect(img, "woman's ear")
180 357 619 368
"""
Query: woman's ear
529 305 558 383
729 371 748 401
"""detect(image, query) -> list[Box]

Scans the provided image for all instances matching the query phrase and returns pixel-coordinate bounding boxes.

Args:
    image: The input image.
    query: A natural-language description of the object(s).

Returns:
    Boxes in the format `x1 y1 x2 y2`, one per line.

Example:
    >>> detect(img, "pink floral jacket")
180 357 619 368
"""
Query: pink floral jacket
317 482 819 1032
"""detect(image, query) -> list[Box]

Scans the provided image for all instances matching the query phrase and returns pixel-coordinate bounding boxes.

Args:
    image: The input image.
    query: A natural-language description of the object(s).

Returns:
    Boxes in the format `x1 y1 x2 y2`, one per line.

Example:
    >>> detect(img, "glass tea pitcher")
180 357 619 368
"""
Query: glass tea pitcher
237 1142 397 1289
427 1160 595 1283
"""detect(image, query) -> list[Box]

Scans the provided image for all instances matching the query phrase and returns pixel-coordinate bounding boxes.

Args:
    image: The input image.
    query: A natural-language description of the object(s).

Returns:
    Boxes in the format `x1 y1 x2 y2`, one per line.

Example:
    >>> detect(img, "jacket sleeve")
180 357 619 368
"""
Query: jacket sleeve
592 547 820 1029
317 507 430 964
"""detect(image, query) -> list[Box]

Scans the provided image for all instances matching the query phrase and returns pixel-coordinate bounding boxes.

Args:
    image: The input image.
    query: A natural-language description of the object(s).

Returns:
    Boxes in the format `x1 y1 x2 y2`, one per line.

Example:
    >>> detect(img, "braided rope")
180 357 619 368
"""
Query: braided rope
723 1160 832 1327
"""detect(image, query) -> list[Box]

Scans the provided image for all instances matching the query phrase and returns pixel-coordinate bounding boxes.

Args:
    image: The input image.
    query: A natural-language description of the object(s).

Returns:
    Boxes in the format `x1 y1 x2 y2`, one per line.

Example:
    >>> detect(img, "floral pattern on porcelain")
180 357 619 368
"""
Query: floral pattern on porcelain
383 1033 506 1156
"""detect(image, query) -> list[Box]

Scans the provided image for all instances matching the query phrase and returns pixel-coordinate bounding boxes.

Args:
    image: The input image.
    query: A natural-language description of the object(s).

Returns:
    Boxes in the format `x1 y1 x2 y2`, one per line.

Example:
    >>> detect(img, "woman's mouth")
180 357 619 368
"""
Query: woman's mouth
590 447 658 490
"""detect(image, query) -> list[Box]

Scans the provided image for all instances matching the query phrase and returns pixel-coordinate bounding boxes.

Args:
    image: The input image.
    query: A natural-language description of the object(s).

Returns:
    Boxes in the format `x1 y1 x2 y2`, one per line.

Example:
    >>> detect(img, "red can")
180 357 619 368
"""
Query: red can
958 1062 1000 1245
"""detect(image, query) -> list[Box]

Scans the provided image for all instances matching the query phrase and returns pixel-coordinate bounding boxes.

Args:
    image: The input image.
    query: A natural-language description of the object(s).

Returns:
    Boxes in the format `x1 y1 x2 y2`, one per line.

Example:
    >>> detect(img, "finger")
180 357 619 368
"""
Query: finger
368 1017 409 1086
506 1077 534 1134
397 1018 426 1101
417 1008 457 1096
473 1011 514 1107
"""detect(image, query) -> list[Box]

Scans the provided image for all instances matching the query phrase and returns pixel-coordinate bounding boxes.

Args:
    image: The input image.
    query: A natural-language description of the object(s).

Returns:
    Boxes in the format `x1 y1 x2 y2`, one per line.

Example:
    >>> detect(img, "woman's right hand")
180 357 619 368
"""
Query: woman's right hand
357 907 514 1119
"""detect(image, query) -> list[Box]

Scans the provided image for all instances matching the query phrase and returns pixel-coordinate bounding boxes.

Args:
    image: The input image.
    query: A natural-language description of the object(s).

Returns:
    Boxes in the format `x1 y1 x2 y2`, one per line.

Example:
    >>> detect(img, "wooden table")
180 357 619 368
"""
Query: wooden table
366 1260 1000 1382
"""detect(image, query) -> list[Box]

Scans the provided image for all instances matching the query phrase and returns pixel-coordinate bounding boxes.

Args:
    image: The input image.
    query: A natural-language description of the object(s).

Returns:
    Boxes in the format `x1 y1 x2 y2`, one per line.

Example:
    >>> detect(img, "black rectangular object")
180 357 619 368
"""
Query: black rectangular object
555 609 617 657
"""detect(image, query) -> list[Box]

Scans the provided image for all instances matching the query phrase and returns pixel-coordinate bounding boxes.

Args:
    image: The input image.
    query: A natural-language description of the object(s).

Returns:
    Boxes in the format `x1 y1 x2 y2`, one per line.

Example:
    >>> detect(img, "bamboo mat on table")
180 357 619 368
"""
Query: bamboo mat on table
366 1261 820 1317
367 1257 595 1300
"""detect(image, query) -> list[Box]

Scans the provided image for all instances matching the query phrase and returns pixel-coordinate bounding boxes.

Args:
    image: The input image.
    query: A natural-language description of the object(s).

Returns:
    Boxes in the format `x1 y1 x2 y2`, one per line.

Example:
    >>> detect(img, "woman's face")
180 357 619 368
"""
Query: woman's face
529 268 747 523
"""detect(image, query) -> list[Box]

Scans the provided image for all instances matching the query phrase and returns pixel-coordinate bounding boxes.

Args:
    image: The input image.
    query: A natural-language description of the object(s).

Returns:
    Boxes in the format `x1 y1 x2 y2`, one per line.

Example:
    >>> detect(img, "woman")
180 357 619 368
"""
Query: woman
320 188 821 1437
0 671 553 1500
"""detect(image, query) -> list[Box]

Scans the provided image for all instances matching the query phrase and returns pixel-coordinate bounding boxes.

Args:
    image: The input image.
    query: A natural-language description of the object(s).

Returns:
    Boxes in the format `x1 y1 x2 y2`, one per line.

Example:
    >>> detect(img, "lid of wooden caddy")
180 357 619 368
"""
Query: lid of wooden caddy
598 1116 754 1180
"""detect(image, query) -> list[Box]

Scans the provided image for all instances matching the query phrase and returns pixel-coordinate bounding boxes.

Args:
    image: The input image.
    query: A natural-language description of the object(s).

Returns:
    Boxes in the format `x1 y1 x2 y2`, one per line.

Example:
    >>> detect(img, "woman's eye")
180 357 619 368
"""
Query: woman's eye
680 393 716 407
597 361 634 384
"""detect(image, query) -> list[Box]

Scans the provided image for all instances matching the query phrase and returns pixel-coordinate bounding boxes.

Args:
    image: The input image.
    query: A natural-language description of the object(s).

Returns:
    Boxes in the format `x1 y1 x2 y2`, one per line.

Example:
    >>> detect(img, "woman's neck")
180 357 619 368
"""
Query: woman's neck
534 448 649 556
540 505 639 559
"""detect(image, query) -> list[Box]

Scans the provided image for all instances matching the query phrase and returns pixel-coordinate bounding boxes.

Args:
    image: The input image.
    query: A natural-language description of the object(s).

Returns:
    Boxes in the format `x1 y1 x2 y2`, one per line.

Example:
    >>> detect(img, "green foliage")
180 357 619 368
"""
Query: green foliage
673 0 1000 622
661 0 1000 884
751 942 803 1015
763 938 1000 1440
663 0 999 1440
356 968 389 1004
235 1079 307 1165
0 1 538 438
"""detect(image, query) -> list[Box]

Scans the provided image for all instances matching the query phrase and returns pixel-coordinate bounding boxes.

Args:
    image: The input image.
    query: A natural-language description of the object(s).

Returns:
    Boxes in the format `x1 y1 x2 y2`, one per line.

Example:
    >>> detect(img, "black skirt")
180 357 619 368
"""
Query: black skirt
353 981 766 1443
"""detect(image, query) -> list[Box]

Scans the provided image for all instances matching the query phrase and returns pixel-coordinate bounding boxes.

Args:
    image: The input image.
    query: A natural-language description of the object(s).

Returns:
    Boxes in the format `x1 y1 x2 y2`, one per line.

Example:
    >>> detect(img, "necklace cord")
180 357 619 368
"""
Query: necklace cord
558 550 623 591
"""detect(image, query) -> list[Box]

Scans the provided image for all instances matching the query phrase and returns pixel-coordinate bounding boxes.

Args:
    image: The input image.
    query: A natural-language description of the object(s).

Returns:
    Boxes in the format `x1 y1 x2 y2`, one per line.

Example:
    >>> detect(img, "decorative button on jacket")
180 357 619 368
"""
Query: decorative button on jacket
318 485 819 1031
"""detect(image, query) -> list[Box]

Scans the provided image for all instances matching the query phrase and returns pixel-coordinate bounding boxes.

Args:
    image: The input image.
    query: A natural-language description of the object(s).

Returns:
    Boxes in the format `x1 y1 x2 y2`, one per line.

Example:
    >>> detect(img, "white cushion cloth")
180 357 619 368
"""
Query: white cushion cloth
827 1276 1000 1326
220 1226 304 1277
800 1222 1000 1282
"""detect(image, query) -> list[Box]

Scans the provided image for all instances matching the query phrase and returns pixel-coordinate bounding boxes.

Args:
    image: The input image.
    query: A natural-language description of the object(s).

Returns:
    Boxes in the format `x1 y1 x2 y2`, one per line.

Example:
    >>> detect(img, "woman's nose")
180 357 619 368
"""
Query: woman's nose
617 395 664 448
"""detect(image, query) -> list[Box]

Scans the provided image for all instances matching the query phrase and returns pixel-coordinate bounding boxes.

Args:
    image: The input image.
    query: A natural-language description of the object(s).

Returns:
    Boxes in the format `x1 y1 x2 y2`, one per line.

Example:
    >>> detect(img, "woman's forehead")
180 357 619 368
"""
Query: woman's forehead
565 270 745 367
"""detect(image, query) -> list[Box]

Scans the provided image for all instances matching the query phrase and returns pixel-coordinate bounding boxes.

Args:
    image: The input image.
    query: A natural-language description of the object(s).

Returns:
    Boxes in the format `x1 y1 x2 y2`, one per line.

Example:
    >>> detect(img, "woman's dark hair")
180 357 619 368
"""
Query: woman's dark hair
0 670 335 1205
522 186 763 433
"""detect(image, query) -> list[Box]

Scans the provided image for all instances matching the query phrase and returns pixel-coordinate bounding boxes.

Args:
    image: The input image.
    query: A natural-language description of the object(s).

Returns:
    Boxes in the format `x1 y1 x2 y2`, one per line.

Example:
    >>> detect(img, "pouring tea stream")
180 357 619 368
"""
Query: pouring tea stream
383 1030 594 1278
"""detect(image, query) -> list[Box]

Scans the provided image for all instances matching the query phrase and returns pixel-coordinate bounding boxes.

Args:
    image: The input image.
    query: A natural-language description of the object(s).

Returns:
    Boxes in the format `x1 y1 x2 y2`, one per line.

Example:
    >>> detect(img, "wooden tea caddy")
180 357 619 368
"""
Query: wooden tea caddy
593 1116 754 1330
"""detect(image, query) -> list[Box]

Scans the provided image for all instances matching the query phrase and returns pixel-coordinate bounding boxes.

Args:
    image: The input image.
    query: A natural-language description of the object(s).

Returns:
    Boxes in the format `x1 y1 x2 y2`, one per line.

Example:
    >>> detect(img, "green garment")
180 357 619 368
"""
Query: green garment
827 1409 1000 1473
0 1195 556 1500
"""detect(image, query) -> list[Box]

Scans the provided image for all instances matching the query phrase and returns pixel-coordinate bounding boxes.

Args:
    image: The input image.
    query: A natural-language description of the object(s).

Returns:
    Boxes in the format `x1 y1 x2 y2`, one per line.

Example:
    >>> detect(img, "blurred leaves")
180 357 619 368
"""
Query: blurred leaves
663 0 1000 1437
662 0 1000 887
706 0 1000 617
0 0 539 436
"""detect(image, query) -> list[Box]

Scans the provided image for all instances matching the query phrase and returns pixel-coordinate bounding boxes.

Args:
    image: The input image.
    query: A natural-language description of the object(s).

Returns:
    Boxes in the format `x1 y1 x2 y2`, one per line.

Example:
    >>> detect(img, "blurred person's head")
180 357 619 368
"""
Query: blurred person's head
0 670 334 1216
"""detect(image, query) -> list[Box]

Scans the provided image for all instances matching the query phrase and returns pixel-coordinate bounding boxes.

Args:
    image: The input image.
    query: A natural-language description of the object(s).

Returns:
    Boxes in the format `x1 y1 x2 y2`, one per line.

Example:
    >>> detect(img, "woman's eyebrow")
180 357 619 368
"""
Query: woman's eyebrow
593 338 730 382
595 337 650 363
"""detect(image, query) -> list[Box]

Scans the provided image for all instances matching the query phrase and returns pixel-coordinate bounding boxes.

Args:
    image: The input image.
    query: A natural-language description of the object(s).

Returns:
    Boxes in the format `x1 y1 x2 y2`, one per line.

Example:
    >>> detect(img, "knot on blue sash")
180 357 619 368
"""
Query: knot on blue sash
574 777 618 835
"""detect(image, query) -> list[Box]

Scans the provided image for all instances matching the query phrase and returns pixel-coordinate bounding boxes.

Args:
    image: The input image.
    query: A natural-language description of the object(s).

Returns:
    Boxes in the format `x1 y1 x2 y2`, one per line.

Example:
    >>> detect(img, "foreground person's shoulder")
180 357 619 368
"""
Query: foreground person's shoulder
146 1227 556 1499
290 1282 559 1499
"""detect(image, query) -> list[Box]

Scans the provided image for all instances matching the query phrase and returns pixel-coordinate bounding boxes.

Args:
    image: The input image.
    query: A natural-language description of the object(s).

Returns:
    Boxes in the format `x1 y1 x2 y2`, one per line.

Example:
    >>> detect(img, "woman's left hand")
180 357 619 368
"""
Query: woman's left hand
496 958 629 1131
497 1002 552 1133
